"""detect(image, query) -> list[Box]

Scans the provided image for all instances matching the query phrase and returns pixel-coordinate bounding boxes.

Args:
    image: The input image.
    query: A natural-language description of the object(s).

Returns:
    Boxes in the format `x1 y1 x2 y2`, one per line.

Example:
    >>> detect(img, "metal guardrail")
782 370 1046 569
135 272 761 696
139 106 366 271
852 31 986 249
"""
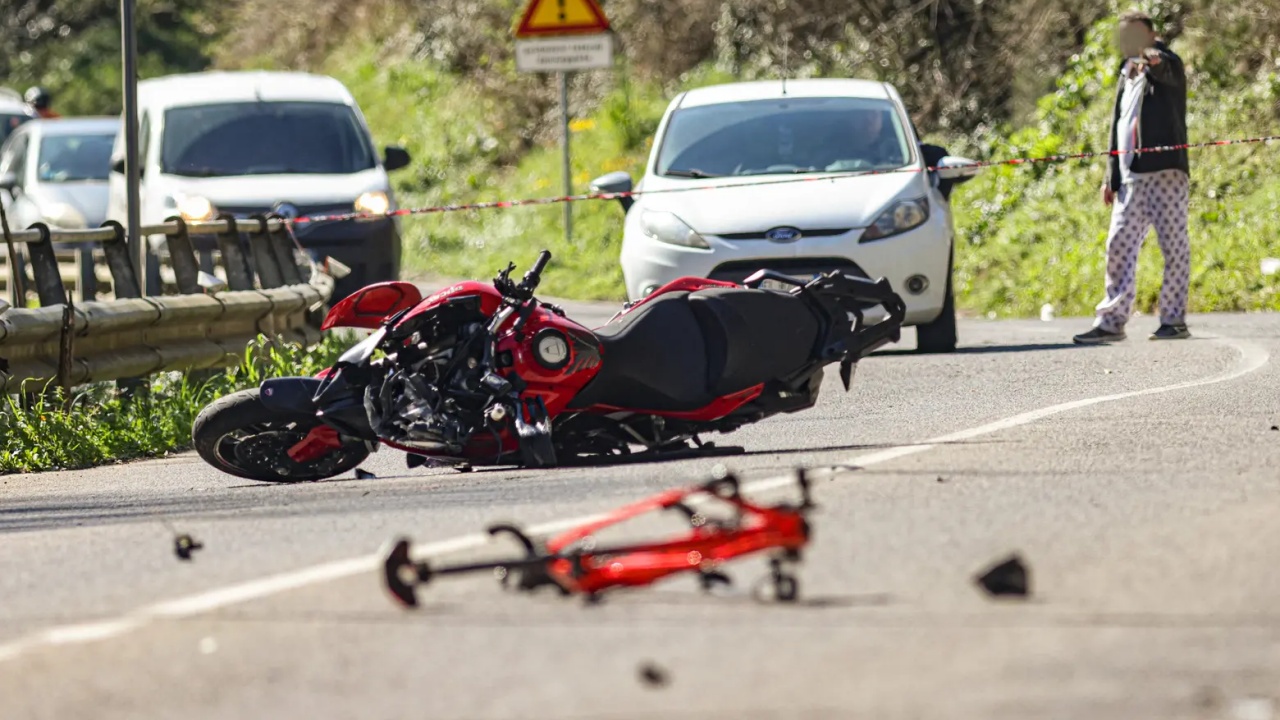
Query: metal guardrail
0 214 334 393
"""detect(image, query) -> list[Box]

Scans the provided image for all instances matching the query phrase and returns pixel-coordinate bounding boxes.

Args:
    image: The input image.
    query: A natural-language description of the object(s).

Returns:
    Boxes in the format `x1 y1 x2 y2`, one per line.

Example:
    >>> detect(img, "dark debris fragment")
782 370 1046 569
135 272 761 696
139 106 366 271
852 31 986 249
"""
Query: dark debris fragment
174 533 204 561
974 553 1030 598
638 661 669 688
355 468 376 480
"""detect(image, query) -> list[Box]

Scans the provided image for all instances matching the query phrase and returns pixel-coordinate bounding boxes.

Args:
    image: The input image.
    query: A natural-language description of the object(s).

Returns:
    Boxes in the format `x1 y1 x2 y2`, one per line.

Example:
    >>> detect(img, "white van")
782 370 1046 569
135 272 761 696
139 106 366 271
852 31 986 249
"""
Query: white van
107 71 411 299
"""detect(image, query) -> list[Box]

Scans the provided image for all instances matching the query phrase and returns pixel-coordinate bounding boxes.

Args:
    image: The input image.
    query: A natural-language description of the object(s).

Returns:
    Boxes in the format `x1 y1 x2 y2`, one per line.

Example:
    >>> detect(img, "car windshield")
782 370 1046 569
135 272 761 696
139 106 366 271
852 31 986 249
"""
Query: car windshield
656 96 912 178
1 113 30 146
161 101 376 177
37 133 116 182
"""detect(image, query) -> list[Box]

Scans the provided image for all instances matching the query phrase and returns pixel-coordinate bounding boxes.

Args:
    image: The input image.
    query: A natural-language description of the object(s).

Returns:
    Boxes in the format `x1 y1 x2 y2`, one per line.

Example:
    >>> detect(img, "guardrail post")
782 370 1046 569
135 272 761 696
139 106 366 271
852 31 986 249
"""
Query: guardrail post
162 216 202 295
145 242 162 297
78 247 98 302
100 221 142 299
267 215 304 285
215 214 254 291
25 223 70 307
247 214 285 289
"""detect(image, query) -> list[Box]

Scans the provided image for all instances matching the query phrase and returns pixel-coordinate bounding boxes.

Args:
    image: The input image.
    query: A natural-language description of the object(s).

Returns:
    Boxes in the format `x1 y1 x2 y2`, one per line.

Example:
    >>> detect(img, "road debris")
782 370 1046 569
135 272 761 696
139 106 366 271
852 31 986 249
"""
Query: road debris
974 553 1030 598
936 476 947 483
1039 303 1055 322
173 533 204 561
355 468 377 480
381 470 814 607
637 661 669 688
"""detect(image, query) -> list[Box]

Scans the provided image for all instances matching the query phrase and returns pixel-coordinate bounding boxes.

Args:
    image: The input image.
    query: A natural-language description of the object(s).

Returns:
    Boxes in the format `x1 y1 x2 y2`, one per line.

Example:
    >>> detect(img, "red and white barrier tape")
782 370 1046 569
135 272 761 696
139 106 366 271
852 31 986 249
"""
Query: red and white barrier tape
290 134 1280 226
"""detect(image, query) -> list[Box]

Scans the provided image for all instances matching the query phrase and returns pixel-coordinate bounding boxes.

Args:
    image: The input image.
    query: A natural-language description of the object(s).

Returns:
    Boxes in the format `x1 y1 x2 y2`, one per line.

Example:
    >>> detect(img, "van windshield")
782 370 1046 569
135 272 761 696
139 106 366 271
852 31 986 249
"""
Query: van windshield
161 102 376 177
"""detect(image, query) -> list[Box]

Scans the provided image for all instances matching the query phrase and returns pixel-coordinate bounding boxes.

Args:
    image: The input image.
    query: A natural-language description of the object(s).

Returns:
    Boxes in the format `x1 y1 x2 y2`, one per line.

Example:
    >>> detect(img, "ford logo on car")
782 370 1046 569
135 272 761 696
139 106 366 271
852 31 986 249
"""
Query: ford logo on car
765 226 802 242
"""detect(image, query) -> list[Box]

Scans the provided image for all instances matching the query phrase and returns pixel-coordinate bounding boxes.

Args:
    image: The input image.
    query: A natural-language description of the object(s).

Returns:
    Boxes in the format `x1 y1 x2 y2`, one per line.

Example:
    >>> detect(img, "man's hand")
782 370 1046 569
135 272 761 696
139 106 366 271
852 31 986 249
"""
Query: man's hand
1102 185 1115 207
1142 47 1163 66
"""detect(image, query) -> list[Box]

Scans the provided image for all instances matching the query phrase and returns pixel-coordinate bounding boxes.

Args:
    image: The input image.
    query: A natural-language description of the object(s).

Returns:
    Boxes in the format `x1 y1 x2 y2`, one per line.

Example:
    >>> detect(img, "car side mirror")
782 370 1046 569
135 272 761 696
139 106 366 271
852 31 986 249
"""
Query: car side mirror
590 171 634 212
935 155 981 183
383 146 411 172
110 157 125 174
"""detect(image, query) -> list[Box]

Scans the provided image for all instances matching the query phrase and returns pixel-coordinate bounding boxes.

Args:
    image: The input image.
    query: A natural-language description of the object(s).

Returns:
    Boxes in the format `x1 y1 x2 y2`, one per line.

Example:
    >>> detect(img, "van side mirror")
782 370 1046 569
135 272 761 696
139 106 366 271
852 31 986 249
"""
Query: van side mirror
590 171 634 212
110 157 125 174
383 146 411 172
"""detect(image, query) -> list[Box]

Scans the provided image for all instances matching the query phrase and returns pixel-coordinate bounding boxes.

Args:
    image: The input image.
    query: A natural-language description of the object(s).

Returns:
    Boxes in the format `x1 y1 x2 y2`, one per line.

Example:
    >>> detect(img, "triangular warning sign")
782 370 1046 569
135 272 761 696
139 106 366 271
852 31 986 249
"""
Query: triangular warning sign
515 0 610 37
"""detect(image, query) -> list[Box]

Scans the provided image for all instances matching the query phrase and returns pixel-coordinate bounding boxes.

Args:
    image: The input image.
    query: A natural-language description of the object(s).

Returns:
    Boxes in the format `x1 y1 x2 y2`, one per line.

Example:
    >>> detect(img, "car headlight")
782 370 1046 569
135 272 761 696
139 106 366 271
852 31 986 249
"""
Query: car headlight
174 194 217 222
859 197 929 243
41 202 87 229
354 190 390 216
639 210 709 249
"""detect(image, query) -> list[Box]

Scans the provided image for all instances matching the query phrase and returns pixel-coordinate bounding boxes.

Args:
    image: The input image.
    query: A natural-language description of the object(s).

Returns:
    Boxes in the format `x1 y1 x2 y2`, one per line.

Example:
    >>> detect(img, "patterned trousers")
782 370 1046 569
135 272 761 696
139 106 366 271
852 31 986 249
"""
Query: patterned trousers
1094 169 1191 332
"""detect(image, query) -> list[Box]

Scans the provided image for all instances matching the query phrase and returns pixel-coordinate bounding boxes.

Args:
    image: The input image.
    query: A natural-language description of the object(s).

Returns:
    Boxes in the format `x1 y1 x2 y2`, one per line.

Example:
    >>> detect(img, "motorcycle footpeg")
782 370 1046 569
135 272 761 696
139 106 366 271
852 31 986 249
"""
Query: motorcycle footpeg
516 397 557 468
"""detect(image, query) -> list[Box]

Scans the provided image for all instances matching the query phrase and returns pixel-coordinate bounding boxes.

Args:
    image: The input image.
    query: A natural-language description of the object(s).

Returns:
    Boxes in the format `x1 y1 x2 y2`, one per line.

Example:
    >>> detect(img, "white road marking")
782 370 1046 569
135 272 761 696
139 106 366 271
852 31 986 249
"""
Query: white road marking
0 337 1267 663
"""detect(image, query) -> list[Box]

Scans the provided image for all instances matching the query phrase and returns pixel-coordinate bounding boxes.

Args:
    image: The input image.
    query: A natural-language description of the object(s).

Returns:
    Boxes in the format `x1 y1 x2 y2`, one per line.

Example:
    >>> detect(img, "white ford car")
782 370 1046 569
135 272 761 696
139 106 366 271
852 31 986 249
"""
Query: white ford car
591 79 979 353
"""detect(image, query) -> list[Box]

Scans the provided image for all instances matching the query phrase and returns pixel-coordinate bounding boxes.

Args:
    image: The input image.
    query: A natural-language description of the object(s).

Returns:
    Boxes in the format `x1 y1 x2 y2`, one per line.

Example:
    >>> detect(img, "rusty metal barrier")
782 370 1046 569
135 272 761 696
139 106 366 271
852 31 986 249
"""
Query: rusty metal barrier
0 215 333 393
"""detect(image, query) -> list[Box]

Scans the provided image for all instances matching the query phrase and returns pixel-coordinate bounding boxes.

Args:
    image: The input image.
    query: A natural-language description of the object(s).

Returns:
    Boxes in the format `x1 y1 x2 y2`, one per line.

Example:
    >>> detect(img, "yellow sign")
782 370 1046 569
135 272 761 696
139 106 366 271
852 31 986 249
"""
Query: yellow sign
515 0 610 37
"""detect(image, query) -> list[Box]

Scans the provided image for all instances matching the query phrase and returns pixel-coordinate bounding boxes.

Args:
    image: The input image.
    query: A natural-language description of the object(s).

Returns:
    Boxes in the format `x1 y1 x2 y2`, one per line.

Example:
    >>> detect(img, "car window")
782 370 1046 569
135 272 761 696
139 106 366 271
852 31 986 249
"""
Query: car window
36 133 116 182
1 113 31 147
160 101 377 177
655 97 912 177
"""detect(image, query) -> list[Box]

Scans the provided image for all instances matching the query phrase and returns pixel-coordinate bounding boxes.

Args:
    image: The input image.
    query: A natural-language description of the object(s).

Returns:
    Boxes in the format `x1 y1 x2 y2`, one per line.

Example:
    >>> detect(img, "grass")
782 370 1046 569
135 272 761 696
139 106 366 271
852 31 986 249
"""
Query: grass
0 334 353 474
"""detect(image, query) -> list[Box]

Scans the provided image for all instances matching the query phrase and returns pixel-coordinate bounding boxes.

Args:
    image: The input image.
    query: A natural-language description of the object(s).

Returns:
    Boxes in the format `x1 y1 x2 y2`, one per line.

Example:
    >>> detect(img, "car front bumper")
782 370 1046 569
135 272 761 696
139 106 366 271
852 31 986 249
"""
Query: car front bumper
620 212 953 326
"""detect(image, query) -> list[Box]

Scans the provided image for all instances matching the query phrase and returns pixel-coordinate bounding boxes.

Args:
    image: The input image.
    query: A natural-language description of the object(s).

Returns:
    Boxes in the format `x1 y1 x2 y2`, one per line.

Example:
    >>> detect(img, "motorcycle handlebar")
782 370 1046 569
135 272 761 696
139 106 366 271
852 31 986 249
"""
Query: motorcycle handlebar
522 250 552 289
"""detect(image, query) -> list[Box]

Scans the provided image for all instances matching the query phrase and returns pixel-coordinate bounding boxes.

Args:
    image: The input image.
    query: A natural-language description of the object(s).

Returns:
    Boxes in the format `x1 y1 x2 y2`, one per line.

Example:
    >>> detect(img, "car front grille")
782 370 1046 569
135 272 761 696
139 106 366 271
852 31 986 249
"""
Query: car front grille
714 228 851 241
216 203 354 220
708 257 870 284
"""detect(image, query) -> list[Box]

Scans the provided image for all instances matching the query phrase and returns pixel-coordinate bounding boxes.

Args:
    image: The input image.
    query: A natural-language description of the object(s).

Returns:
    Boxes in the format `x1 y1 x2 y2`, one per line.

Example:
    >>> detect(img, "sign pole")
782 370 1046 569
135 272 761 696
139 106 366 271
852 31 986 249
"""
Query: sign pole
559 71 572 244
120 0 144 295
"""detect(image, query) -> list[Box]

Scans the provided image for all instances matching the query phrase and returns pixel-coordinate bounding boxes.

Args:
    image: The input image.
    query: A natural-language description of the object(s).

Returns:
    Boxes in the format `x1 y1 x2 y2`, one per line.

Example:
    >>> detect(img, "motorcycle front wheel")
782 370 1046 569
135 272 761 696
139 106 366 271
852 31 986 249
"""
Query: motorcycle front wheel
192 388 370 482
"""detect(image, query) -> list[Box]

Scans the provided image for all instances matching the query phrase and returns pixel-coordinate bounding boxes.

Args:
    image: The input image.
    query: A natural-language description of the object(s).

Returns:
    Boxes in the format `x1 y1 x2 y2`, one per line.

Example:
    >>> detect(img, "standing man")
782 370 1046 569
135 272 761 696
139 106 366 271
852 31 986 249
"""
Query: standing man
1074 10 1190 344
24 87 60 119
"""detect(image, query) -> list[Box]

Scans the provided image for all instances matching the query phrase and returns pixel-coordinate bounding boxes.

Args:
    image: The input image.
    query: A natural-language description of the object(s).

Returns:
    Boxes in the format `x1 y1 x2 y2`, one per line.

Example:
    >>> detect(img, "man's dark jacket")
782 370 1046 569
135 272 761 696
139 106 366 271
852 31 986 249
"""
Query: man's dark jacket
1107 40 1189 192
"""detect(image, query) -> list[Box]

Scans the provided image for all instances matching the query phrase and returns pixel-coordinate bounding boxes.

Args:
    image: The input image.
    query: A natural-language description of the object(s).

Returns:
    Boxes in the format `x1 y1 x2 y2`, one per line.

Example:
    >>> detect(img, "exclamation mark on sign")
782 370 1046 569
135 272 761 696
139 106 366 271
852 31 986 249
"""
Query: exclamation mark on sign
558 0 566 22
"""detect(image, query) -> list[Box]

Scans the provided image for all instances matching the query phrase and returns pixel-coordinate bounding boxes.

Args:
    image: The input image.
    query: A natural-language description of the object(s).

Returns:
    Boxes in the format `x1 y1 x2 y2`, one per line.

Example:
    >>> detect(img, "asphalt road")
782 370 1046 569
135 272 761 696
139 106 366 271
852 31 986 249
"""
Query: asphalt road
3 305 1280 720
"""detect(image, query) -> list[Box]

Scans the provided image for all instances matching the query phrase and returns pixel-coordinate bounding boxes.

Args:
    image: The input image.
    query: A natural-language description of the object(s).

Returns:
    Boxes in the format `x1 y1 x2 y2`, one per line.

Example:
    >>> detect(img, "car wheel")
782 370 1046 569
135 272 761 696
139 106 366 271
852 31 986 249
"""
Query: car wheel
916 255 958 354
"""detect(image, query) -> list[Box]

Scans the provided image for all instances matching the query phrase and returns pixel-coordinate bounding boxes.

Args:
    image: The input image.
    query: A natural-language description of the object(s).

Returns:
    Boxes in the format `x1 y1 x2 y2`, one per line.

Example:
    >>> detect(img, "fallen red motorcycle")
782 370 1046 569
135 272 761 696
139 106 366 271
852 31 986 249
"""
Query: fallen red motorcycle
192 250 905 482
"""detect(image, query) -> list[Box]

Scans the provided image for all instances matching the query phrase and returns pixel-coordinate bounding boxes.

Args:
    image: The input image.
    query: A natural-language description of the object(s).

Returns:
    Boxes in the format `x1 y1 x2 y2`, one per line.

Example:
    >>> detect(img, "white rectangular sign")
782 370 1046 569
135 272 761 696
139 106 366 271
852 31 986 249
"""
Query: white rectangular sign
516 34 613 72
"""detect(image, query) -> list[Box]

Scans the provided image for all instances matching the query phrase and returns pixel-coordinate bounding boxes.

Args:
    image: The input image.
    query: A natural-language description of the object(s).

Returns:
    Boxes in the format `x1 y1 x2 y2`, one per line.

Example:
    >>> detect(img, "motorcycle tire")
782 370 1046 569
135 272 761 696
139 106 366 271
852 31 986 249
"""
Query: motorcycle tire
192 388 370 483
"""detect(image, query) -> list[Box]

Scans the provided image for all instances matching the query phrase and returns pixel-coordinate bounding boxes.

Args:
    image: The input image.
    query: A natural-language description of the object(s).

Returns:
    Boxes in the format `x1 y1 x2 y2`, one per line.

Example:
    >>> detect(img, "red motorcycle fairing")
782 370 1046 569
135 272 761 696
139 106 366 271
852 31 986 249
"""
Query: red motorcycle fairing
495 308 603 418
614 277 738 320
321 281 424 331
398 281 505 325
576 384 765 422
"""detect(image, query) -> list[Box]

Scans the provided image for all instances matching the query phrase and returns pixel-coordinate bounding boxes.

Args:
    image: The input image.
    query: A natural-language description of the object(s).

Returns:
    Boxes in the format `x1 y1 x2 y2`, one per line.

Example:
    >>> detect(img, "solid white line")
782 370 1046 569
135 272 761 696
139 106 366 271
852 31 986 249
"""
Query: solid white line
0 336 1267 663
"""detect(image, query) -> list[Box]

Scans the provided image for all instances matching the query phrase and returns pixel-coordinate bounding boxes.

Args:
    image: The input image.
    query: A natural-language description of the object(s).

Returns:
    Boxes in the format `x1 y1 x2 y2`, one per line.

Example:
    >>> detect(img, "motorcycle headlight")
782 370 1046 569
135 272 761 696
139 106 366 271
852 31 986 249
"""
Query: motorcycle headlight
859 197 929 243
639 210 709 249
174 193 217 222
41 202 87 229
354 190 390 216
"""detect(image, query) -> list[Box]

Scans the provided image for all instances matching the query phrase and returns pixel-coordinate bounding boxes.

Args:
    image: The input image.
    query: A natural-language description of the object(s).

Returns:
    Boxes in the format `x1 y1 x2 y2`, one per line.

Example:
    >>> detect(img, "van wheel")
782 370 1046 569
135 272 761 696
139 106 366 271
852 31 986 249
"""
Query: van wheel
916 256 958 354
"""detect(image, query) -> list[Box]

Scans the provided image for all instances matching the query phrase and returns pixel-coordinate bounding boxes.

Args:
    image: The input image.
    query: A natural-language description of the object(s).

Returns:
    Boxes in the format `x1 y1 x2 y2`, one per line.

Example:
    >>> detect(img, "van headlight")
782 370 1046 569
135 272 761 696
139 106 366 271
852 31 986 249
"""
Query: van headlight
640 210 709 249
174 194 217 222
859 197 929 242
354 191 390 216
41 202 87 229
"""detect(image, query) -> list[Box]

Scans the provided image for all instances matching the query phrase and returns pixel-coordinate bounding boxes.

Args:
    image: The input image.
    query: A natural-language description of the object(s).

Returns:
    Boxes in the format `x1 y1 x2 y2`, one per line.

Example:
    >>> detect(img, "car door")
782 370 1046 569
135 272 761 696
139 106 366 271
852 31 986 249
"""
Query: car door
0 129 37 227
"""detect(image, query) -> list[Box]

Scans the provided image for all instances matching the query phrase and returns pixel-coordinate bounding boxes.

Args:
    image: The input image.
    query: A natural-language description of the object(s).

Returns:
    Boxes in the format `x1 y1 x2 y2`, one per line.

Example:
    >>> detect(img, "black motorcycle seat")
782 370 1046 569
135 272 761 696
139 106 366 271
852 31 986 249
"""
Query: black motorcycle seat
687 287 820 396
567 288 820 413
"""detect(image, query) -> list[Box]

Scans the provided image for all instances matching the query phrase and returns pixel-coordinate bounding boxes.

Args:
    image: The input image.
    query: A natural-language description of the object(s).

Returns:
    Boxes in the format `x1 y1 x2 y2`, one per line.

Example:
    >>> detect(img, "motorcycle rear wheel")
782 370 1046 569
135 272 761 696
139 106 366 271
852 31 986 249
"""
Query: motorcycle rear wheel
192 388 370 482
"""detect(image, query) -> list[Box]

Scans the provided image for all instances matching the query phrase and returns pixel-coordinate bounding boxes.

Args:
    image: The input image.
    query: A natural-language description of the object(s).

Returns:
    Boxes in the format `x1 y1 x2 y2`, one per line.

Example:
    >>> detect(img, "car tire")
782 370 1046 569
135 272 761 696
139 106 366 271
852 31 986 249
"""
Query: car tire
916 255 958 354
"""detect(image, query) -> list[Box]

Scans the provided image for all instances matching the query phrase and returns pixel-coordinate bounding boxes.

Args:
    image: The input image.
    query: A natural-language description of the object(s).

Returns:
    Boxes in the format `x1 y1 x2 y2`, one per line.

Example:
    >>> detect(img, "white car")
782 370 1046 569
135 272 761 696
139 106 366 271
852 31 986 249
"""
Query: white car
0 117 118 230
591 79 979 353
105 71 412 300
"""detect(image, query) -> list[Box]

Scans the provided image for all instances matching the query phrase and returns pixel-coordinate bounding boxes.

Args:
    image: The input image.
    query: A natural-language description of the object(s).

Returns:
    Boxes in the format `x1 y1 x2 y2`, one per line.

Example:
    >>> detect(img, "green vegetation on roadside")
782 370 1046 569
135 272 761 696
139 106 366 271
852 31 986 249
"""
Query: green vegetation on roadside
0 336 352 474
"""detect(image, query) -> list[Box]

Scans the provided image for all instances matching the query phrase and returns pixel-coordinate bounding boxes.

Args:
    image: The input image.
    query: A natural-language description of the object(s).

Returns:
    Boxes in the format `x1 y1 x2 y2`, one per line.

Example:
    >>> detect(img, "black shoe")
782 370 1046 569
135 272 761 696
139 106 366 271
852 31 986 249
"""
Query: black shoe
1073 327 1126 345
1149 323 1190 340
